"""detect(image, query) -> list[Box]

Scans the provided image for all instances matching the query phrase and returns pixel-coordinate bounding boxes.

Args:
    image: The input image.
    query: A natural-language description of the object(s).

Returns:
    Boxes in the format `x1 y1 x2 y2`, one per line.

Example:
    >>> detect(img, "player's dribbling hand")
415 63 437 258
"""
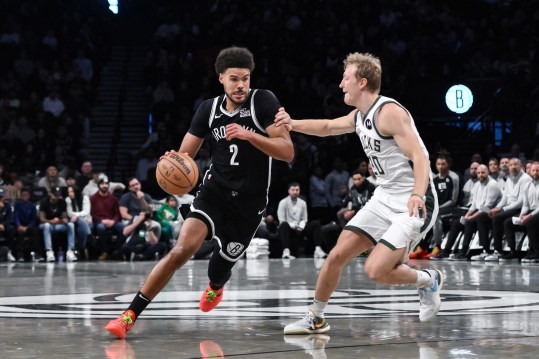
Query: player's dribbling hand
161 150 177 160
161 150 189 160
274 107 293 131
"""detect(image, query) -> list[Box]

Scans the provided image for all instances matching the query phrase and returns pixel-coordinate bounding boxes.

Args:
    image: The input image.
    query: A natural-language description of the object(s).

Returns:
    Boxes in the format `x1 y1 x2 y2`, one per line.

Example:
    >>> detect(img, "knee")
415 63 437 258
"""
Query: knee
364 262 383 283
324 249 348 270
168 238 200 263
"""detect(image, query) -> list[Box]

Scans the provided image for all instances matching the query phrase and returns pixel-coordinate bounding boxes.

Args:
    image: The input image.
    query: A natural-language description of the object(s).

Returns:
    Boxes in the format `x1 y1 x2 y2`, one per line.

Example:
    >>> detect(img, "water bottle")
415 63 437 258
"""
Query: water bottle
58 247 65 262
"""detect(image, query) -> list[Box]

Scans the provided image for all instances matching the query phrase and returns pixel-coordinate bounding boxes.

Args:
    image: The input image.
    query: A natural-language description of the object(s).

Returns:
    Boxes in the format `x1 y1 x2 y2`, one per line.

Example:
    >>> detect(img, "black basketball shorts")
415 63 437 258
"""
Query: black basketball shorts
187 177 266 262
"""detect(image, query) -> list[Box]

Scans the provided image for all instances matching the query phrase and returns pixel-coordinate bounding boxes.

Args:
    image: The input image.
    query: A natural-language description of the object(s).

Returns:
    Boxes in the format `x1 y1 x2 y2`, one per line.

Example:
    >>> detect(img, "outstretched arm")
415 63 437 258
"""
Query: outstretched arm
274 107 357 136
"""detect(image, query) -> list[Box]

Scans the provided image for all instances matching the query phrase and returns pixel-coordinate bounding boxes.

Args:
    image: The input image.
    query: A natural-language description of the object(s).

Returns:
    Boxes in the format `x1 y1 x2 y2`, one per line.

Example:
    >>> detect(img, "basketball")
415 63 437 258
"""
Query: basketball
155 152 199 195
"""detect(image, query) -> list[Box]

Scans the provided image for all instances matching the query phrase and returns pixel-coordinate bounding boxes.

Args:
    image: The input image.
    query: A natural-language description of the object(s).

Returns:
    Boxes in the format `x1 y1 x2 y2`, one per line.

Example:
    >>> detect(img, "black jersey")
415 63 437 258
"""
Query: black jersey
188 89 280 195
433 174 454 205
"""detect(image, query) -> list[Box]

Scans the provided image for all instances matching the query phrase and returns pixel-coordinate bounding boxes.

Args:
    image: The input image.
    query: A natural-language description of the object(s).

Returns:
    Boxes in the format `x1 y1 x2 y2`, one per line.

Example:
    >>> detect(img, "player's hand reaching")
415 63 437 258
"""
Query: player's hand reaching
274 107 293 131
408 194 426 219
226 123 252 141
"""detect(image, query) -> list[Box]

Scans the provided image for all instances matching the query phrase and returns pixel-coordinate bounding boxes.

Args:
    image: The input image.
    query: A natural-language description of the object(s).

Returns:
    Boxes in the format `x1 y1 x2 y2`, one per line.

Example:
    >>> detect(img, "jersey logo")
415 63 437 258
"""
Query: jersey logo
214 114 223 118
364 118 373 130
258 209 265 215
239 108 251 118
226 242 245 256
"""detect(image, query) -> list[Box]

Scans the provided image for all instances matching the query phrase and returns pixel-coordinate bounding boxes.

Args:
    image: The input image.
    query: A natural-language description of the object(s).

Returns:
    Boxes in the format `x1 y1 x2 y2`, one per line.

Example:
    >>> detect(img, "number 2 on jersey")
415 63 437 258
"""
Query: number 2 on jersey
229 144 239 165
369 155 385 175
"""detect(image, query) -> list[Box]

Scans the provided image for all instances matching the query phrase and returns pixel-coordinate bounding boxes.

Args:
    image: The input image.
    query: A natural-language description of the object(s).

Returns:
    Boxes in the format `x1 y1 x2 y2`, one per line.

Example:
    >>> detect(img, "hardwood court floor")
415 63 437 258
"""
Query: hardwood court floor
1 257 538 358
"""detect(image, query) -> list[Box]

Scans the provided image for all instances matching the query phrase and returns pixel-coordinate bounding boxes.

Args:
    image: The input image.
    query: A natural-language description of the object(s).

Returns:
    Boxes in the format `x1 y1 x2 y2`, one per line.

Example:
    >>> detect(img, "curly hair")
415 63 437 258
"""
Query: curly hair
214 46 255 75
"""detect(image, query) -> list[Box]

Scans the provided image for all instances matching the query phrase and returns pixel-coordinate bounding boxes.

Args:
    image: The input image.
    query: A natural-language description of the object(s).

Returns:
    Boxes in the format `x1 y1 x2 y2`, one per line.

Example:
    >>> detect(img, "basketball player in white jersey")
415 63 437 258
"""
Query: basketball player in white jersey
275 52 442 334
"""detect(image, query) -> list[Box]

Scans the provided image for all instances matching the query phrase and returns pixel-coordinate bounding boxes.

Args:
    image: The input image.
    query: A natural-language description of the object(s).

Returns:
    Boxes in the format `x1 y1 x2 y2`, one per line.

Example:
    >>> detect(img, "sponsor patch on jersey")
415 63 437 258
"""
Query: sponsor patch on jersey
240 108 251 118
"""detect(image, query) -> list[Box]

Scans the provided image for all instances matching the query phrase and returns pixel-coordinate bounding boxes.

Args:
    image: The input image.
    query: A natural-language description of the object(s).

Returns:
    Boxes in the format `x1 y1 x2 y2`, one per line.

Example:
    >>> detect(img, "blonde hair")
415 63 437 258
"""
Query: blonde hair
343 53 382 93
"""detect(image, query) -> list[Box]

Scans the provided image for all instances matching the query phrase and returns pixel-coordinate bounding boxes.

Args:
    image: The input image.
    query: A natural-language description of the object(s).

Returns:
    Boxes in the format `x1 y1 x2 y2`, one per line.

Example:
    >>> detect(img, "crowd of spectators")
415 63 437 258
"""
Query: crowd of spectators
0 0 112 180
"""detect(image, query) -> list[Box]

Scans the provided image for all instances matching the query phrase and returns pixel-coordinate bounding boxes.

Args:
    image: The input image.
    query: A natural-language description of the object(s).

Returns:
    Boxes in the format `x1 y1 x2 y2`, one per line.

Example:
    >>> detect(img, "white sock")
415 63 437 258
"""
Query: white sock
309 298 328 316
416 270 433 287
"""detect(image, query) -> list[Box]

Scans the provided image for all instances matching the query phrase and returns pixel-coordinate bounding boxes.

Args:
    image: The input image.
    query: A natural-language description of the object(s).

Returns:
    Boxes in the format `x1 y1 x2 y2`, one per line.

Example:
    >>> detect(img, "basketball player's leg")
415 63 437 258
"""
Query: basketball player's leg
314 229 372 302
105 217 207 338
141 217 208 298
200 209 261 312
364 244 417 285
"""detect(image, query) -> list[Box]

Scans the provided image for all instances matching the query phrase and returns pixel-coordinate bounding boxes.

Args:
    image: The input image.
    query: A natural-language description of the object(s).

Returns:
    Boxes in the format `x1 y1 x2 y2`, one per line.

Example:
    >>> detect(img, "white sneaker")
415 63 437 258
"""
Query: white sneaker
484 251 500 262
284 334 330 359
282 248 296 259
66 249 77 262
46 250 56 262
284 311 330 334
7 251 16 262
313 246 327 258
418 269 444 322
470 251 488 261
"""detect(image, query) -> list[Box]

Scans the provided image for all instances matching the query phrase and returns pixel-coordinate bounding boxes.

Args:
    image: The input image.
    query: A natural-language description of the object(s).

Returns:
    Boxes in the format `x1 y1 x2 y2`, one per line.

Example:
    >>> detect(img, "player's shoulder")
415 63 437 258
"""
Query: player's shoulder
252 89 279 102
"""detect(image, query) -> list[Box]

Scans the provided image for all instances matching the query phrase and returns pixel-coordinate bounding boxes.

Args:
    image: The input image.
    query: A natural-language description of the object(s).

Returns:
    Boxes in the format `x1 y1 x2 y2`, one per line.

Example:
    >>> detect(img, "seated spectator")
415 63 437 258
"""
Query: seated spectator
155 195 183 247
337 171 376 229
37 165 67 192
13 187 41 261
277 182 326 259
483 158 532 261
411 154 459 259
39 186 77 262
442 165 501 260
120 211 166 261
460 162 479 207
65 185 92 258
82 172 125 197
0 188 16 261
518 162 539 263
488 157 505 191
90 177 125 261
119 177 161 239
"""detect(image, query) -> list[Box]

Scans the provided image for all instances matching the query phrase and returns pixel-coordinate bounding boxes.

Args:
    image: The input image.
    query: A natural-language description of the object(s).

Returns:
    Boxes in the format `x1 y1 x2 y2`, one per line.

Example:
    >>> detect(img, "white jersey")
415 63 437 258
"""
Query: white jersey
355 95 430 195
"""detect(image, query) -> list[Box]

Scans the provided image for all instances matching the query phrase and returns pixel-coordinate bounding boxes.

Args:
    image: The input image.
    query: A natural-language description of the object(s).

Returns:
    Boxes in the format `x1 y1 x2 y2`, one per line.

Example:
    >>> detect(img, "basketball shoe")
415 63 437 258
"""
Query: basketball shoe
199 283 224 312
409 247 429 260
283 311 330 335
417 269 444 322
105 310 136 339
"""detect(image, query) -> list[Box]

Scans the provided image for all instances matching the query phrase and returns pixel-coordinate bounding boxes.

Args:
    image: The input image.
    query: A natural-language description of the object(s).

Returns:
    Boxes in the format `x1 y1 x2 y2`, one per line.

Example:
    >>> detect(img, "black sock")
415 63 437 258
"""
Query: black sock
127 291 151 319
209 282 223 291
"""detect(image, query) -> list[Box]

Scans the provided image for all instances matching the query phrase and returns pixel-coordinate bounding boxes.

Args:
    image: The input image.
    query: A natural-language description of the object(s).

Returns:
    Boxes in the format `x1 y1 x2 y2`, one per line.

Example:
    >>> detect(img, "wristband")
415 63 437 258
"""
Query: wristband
411 193 426 202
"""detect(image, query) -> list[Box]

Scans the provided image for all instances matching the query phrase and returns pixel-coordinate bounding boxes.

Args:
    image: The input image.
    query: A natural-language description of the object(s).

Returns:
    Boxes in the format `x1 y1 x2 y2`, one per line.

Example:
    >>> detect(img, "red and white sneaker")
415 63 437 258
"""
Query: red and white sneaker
105 310 136 339
199 283 224 312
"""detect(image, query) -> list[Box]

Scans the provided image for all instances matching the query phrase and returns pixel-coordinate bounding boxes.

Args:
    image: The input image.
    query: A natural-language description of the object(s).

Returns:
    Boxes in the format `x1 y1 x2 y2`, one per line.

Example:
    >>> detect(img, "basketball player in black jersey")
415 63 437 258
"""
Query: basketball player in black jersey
106 47 294 339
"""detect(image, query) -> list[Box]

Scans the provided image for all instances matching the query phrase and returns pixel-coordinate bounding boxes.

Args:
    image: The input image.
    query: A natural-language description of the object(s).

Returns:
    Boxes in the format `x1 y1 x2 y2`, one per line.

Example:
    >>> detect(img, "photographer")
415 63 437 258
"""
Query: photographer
121 211 166 261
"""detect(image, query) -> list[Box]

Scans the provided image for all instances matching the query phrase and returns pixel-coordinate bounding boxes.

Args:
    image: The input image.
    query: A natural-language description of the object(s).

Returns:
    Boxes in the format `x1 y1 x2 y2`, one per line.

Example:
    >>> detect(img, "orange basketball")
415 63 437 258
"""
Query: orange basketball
155 152 199 195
